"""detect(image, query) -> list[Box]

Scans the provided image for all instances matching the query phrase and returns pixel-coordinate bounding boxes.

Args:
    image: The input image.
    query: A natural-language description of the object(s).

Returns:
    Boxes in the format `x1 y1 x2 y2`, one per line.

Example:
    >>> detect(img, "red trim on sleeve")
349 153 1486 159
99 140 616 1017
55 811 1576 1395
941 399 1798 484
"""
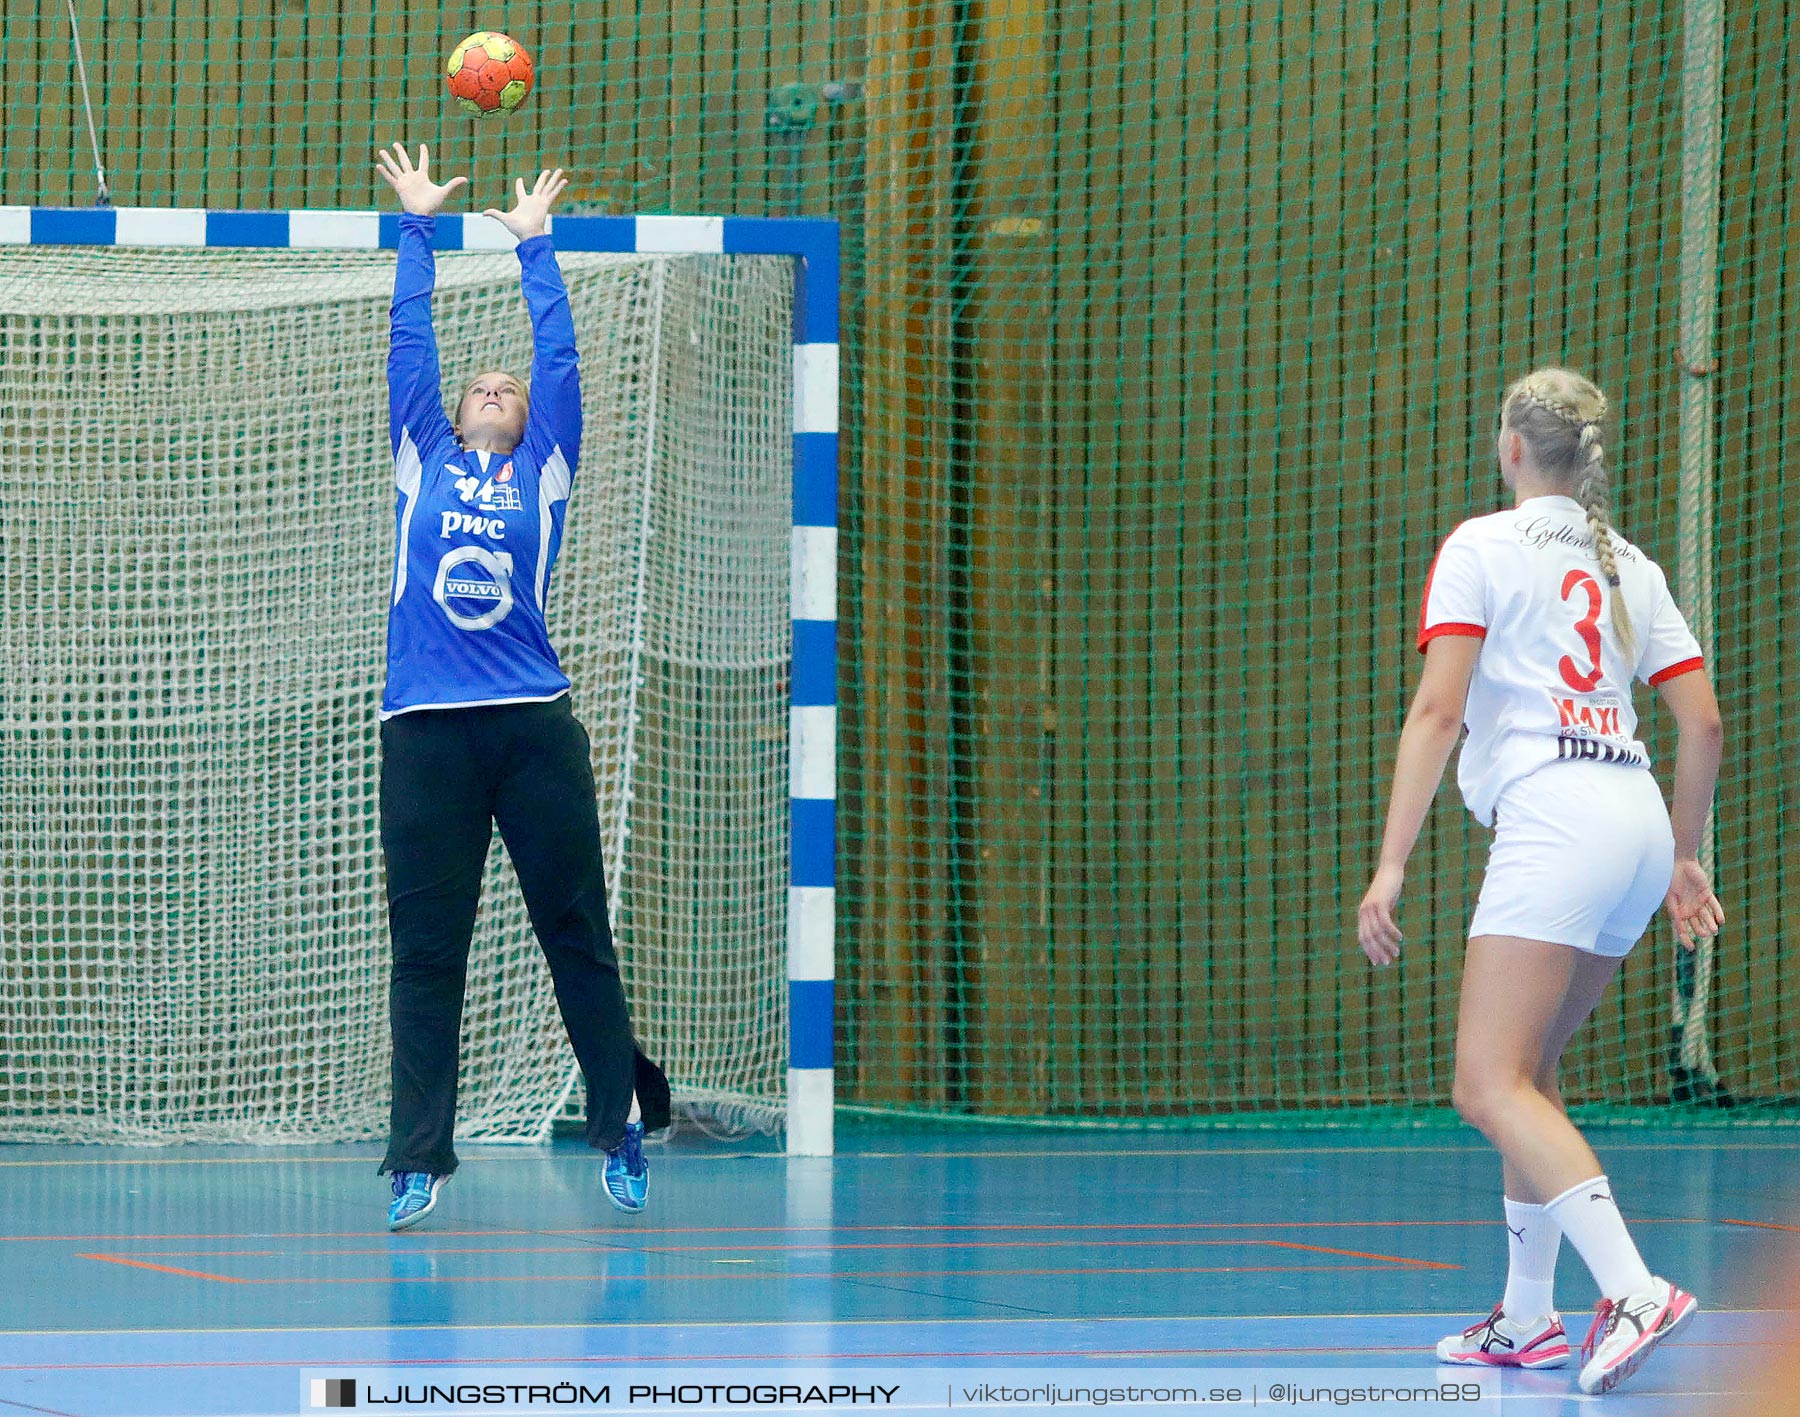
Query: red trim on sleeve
1418 520 1483 651
1418 543 1447 647
1417 622 1487 654
1647 655 1705 687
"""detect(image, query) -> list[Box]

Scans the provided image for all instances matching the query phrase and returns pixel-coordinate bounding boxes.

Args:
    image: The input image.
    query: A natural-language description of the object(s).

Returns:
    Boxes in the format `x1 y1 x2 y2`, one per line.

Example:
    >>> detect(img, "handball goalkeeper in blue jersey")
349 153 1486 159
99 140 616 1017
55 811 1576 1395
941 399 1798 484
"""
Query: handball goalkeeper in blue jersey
372 142 668 1232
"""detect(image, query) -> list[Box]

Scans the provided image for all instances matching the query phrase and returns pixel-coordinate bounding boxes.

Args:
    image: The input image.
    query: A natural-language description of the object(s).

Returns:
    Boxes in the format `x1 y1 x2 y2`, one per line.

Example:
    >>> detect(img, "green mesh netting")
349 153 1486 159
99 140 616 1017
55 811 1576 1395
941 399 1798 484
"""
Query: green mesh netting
6 0 1797 1122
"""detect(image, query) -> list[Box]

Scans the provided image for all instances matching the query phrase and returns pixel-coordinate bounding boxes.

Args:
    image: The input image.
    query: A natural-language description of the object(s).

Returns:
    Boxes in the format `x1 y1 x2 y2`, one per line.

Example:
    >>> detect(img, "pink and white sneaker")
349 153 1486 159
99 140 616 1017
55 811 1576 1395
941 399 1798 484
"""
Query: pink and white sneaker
1436 1304 1571 1368
1578 1277 1698 1394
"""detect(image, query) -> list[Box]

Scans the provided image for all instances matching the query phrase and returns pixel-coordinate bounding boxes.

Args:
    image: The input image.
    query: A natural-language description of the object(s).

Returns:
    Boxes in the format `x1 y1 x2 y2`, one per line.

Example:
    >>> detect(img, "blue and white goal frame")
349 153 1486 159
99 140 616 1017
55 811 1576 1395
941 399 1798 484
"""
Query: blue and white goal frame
3 208 838 1157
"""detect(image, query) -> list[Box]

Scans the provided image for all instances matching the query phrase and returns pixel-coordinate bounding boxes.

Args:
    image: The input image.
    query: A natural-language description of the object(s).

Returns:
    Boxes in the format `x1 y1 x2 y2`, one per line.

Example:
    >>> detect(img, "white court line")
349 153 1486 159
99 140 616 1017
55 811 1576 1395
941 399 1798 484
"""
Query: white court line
1 1138 1797 1168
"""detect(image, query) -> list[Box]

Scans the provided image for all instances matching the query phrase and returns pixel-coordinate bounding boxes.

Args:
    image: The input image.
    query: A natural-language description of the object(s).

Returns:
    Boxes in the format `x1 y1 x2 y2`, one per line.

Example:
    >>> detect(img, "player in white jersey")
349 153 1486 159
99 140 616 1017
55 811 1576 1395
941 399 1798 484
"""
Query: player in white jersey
1356 368 1724 1395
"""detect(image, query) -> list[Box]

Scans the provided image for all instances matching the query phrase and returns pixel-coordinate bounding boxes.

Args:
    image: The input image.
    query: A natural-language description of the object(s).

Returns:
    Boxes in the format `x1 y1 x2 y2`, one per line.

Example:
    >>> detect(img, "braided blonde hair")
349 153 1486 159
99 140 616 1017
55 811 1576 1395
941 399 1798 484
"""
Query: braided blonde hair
1501 367 1637 659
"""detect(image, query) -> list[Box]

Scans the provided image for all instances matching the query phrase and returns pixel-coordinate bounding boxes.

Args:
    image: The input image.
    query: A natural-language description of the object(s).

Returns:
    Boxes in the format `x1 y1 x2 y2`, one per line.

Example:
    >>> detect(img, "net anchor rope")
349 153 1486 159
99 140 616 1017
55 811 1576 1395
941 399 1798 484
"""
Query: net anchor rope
1674 0 1725 1099
61 0 111 207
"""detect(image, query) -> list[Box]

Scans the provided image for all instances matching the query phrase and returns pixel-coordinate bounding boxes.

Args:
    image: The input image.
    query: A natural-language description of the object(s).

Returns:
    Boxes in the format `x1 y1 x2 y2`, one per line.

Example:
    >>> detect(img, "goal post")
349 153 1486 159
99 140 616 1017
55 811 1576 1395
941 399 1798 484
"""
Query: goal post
0 208 837 1157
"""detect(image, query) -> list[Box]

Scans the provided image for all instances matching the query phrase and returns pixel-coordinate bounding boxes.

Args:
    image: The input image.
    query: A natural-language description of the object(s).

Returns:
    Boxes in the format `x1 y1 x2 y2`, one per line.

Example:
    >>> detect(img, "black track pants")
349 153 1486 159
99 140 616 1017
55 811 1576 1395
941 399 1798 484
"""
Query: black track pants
377 696 668 1176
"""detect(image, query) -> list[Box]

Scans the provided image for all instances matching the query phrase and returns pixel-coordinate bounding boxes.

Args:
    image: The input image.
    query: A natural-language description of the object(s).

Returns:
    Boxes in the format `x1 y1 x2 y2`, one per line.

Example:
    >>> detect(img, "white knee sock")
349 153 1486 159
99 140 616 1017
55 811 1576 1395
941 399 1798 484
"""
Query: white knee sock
627 1092 642 1125
1501 1197 1560 1322
1545 1175 1654 1301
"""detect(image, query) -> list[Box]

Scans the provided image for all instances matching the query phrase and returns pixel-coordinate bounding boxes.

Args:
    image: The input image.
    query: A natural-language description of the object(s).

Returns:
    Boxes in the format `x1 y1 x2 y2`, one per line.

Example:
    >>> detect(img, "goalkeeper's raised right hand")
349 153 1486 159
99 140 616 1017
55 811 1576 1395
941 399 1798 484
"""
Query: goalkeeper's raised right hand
376 143 468 216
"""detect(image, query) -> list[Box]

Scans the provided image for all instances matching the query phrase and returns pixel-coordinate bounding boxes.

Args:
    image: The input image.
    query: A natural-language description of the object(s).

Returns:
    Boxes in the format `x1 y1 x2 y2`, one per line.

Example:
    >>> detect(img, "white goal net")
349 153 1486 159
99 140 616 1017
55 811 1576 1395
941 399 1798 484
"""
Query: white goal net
0 244 793 1143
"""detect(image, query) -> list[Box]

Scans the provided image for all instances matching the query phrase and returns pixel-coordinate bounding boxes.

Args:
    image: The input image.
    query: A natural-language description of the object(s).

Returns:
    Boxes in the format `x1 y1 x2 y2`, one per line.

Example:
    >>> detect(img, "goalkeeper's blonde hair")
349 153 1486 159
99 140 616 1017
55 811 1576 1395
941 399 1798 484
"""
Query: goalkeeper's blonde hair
1501 367 1636 660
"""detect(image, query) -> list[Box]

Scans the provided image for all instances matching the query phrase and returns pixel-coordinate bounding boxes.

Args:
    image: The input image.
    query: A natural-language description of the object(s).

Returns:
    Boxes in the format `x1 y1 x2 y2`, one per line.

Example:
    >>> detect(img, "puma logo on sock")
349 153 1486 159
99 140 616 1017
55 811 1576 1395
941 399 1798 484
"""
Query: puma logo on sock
1508 1225 1526 1241
1589 1192 1613 1203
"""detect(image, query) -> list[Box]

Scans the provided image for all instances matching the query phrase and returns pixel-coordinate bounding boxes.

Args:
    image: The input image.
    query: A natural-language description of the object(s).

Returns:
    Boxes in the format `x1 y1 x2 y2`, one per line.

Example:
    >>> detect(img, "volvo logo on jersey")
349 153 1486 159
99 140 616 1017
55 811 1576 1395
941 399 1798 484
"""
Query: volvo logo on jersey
433 546 515 632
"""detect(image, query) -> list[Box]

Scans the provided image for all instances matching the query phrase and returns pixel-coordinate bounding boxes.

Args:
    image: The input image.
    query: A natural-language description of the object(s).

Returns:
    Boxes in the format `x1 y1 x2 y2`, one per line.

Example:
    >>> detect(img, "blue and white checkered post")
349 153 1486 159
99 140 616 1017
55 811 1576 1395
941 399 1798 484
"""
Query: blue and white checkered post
720 217 839 1160
2 207 839 1157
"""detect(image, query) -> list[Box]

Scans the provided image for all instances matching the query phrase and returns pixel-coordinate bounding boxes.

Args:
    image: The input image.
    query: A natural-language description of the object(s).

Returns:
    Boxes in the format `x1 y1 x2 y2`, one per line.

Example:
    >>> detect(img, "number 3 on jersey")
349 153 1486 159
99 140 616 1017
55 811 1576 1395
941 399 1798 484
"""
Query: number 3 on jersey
1559 568 1604 692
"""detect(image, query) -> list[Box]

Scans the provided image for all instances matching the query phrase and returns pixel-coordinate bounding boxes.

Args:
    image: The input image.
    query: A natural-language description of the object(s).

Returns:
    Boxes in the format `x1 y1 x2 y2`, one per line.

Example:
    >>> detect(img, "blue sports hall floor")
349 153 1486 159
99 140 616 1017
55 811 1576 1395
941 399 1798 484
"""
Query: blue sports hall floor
0 1123 1793 1416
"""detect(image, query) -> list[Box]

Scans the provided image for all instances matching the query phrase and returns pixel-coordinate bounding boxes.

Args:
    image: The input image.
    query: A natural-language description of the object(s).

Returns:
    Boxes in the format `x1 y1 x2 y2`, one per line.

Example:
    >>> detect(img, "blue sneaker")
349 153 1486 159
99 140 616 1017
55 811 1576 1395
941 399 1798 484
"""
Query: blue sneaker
603 1122 648 1213
387 1171 445 1231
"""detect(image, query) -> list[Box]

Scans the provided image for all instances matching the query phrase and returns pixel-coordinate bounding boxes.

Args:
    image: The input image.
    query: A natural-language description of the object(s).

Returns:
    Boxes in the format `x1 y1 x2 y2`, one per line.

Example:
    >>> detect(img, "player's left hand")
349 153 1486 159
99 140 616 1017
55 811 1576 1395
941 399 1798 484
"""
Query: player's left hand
1357 864 1405 967
484 168 569 240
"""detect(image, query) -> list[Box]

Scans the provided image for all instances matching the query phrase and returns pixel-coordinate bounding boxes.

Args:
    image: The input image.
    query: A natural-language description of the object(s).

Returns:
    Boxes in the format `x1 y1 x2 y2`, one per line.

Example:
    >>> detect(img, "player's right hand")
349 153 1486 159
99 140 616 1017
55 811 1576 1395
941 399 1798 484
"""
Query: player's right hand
1357 863 1405 967
1664 857 1724 951
376 143 469 216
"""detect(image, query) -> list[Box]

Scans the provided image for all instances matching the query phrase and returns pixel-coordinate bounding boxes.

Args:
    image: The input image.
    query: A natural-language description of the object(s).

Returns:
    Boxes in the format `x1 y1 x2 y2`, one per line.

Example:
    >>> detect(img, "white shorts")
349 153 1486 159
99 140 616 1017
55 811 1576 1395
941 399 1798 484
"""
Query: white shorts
1468 761 1674 957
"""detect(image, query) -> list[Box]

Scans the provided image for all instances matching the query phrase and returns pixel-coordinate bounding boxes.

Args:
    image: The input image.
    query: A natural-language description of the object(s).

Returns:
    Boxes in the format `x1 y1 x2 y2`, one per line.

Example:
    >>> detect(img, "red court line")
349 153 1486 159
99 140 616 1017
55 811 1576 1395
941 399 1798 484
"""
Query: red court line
1721 1218 1800 1233
120 1237 1454 1265
7 1217 1714 1243
76 1253 245 1285
531 1217 1697 1234
1257 1240 1456 1271
0 1353 1384 1375
0 1336 1766 1374
72 1259 1425 1286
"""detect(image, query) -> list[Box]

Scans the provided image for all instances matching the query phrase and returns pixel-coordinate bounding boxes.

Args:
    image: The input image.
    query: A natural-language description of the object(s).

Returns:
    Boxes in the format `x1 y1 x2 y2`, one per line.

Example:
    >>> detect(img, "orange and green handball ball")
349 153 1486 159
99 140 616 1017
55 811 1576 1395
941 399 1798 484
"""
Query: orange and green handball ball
446 31 534 116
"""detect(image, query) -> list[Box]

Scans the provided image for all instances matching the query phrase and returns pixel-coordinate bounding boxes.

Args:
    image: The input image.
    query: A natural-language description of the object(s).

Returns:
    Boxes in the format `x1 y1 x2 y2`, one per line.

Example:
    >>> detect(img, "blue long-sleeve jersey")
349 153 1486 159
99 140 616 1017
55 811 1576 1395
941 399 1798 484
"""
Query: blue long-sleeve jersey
381 213 584 718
